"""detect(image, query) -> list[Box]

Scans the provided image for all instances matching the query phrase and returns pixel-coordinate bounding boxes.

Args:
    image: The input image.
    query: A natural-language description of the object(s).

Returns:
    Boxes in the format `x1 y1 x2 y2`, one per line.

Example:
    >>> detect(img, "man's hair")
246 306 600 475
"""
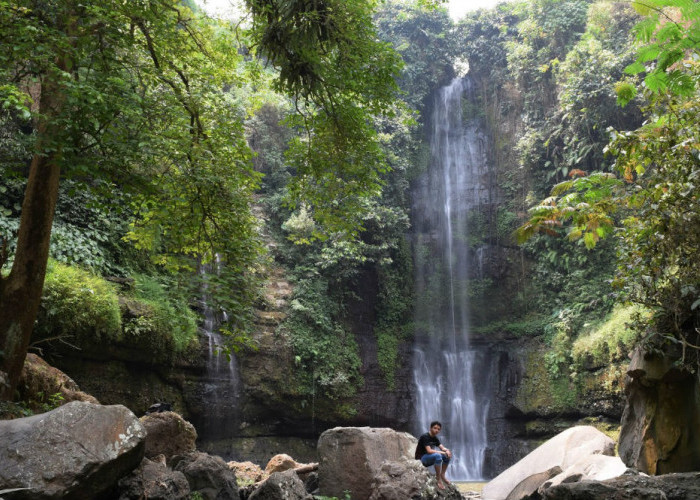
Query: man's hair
430 421 442 429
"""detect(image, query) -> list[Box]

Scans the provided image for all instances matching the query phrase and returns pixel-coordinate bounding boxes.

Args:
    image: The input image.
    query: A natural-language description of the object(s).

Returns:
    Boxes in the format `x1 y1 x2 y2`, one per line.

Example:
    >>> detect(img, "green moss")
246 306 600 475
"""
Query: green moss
282 277 363 409
571 305 646 370
514 349 579 415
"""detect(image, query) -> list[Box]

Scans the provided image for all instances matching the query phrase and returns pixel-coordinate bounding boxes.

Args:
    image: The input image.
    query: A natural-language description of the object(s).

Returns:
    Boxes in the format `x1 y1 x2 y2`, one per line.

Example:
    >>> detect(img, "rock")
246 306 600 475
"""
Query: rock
140 410 197 463
317 426 417 500
265 453 300 474
18 353 99 409
482 426 616 500
229 460 266 483
539 455 629 493
619 348 700 474
248 470 312 500
505 466 562 500
0 401 145 499
542 471 700 500
172 451 238 500
368 457 462 500
304 471 318 494
117 457 190 500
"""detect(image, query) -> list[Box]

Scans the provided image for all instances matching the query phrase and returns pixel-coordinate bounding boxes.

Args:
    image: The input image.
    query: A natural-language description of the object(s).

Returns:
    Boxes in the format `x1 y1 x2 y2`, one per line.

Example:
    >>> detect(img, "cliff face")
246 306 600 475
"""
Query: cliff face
238 265 414 435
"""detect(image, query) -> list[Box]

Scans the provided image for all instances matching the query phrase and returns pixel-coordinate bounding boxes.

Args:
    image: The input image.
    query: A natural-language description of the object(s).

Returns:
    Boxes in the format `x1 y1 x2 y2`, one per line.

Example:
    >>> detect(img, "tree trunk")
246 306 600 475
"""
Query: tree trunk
0 72 66 401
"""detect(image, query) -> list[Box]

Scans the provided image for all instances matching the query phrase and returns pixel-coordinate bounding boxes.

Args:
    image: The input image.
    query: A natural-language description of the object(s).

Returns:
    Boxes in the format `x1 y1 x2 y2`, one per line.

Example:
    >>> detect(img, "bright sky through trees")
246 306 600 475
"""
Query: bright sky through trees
196 0 514 21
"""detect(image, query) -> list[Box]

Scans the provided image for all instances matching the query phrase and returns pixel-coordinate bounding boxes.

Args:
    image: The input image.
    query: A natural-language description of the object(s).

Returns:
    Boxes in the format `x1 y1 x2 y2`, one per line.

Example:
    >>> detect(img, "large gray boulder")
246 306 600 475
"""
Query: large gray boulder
0 401 146 499
140 411 197 463
542 471 700 499
117 457 190 500
172 451 239 500
317 426 416 500
482 426 616 500
247 470 312 500
368 458 463 500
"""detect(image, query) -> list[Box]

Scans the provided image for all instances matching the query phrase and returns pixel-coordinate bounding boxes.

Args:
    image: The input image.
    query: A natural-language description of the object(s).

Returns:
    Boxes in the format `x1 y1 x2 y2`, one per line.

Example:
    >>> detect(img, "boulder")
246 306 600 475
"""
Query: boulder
117 457 190 500
482 426 615 500
265 453 300 474
0 401 145 499
172 451 238 500
248 470 312 500
538 454 629 493
317 426 417 500
542 471 700 500
140 410 197 462
18 353 99 410
619 348 700 474
505 466 561 500
368 458 463 500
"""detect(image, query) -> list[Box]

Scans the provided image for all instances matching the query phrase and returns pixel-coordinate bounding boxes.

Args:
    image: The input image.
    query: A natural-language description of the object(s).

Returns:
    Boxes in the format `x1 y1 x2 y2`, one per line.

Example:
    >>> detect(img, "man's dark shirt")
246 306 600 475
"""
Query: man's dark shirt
415 432 441 459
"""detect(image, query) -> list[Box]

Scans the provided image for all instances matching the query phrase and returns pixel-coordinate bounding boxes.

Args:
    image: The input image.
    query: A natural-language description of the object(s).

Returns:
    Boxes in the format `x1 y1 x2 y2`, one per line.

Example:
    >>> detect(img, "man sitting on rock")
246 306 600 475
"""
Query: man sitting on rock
415 420 452 490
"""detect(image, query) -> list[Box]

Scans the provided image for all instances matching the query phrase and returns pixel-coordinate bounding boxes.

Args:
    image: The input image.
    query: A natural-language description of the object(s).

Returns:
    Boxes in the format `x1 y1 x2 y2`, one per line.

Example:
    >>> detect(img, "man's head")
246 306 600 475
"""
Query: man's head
429 421 442 436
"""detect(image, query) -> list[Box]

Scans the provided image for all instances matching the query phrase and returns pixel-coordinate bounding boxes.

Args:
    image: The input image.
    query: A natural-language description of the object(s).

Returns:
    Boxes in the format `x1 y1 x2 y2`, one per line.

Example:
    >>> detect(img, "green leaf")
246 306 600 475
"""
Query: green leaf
644 71 669 92
625 61 646 75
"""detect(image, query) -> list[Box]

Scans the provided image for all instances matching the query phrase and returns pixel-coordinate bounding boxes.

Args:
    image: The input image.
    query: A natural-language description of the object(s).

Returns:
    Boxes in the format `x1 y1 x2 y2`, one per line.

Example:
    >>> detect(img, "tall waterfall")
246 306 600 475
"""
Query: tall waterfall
412 77 493 480
197 260 242 447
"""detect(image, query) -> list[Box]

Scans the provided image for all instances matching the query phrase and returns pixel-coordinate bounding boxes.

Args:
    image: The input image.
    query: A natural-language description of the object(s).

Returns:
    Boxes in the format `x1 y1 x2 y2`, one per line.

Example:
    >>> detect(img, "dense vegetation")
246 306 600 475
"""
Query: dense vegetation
0 0 697 425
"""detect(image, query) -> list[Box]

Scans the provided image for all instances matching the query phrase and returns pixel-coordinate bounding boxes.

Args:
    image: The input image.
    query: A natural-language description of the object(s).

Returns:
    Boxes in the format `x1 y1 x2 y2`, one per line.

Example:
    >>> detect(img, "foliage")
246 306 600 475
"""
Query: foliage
282 275 363 405
246 0 406 238
619 0 700 105
36 261 122 343
126 274 199 353
374 239 414 389
518 0 700 366
375 1 457 112
607 89 700 347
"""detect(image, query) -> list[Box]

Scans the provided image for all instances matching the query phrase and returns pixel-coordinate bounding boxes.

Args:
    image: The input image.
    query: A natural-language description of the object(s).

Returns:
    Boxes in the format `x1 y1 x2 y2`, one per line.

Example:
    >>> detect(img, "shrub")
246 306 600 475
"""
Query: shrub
38 260 122 341
126 274 199 353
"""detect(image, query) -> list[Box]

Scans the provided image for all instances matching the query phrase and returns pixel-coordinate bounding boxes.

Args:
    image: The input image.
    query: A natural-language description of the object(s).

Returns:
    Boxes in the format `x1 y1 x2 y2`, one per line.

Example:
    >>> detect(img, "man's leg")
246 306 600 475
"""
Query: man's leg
422 453 446 489
440 462 450 485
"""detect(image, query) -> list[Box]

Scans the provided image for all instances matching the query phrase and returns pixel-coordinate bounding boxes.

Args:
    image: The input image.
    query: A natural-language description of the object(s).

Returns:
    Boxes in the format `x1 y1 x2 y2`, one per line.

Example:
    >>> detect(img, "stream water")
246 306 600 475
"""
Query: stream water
412 77 494 480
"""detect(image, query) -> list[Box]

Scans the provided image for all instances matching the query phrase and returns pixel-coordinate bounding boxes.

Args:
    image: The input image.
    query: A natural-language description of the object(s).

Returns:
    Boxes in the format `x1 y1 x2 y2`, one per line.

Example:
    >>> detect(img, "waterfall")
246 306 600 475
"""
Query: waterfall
412 77 493 480
197 259 242 446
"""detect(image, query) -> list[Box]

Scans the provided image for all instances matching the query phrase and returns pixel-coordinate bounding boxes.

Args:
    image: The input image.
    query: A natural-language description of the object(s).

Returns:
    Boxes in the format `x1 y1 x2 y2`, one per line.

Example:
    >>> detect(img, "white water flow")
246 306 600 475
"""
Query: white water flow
199 259 241 440
413 77 491 480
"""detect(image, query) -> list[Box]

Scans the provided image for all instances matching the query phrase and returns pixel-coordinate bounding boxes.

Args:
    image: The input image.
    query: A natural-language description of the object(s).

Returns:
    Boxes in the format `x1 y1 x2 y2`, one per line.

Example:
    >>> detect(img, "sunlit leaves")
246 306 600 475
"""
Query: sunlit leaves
515 171 621 249
621 0 700 101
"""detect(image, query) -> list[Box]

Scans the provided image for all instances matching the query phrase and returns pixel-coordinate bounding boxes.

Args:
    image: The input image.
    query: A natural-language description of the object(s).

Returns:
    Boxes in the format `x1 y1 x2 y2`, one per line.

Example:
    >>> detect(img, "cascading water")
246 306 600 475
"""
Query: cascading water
412 76 493 480
197 259 242 448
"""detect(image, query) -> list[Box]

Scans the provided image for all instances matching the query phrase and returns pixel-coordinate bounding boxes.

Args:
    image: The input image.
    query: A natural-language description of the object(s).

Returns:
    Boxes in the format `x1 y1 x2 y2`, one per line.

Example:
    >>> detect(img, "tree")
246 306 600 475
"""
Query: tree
245 0 405 238
0 0 257 399
0 0 405 399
